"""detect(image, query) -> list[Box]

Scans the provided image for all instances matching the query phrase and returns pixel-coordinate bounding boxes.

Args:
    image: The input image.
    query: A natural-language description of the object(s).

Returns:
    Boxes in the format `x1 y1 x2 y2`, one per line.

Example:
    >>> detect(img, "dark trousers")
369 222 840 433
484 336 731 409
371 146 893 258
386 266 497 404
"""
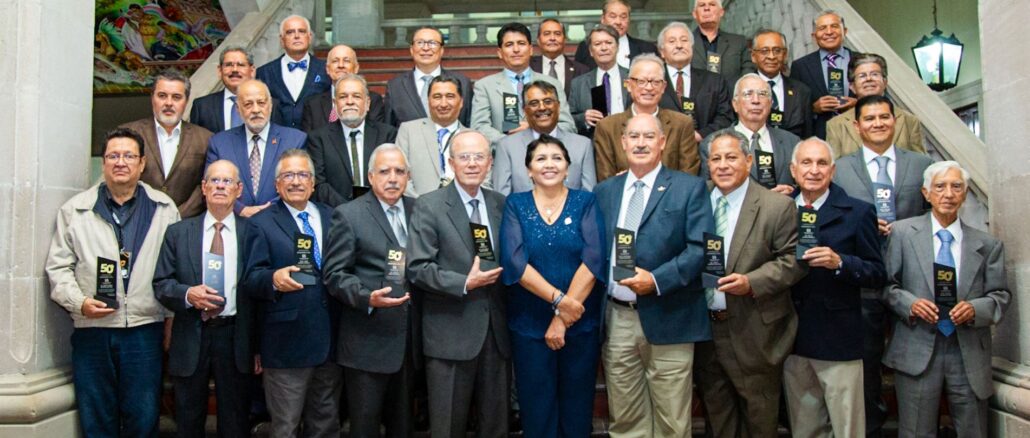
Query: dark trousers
862 297 888 437
510 328 600 438
72 322 163 438
172 323 251 438
344 356 414 438
426 327 510 438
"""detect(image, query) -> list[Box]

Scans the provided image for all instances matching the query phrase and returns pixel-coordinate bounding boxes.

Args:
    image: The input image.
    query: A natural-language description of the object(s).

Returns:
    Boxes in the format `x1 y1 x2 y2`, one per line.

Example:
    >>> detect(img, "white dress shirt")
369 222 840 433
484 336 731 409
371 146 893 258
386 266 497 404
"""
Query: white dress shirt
222 89 238 131
280 53 311 101
617 35 631 69
931 215 963 287
795 188 830 210
708 178 750 310
542 54 566 86
758 72 785 112
414 66 442 96
342 121 368 181
199 212 238 316
154 119 182 177
596 66 625 114
734 123 773 153
862 144 898 184
245 123 271 168
666 65 692 99
285 201 324 250
609 164 663 302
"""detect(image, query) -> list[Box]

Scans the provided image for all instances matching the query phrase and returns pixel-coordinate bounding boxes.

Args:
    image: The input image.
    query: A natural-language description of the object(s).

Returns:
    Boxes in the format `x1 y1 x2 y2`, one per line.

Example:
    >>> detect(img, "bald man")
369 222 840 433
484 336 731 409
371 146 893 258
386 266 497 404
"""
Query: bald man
301 44 386 132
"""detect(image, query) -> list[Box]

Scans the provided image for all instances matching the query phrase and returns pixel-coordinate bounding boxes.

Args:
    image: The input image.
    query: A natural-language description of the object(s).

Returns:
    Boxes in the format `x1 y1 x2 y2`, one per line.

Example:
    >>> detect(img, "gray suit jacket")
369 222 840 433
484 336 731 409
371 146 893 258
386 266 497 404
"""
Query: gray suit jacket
407 183 510 361
470 71 574 143
691 28 754 82
395 118 470 197
384 67 473 127
492 128 596 195
882 214 1009 399
568 67 631 135
699 126 800 187
832 147 933 222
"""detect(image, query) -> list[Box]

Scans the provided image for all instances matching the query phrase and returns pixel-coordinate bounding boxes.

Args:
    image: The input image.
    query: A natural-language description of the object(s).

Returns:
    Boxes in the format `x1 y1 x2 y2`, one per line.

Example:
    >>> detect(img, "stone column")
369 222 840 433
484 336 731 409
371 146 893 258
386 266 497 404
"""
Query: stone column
0 0 94 435
332 0 384 46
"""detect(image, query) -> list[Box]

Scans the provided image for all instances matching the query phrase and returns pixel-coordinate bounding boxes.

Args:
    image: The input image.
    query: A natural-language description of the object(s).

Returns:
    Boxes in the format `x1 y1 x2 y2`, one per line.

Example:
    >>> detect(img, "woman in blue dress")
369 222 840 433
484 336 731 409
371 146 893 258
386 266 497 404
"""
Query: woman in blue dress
500 134 606 438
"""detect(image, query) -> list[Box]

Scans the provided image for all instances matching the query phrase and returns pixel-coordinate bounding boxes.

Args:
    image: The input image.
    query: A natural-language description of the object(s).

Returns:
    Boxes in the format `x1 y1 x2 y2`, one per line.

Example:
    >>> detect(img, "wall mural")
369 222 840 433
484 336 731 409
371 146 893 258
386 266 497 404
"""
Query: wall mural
94 0 230 95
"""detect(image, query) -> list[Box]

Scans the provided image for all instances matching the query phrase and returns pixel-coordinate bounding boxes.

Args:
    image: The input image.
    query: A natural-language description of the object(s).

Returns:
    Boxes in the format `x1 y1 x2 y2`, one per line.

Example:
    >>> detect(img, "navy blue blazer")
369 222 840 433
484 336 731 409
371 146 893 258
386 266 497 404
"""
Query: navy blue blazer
790 48 854 139
790 183 885 361
242 200 338 369
256 55 331 129
205 123 307 212
189 90 286 133
594 166 715 345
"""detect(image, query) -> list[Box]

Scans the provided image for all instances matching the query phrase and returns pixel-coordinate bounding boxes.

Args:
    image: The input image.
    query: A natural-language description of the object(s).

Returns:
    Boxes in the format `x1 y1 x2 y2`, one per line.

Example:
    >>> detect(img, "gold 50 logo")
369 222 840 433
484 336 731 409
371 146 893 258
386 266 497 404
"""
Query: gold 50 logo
758 155 773 166
682 101 695 111
937 270 954 282
99 263 115 274
769 113 783 123
617 234 633 245
829 71 842 81
388 250 404 261
800 212 817 224
297 238 312 249
504 96 518 106
707 240 722 251
473 229 487 239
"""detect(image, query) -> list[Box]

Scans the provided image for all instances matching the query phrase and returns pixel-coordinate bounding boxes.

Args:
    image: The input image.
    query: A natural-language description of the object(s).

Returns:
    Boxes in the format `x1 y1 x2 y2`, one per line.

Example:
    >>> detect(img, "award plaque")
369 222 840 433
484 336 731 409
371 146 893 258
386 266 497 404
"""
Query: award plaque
768 109 784 128
827 67 845 98
470 223 498 270
702 232 725 288
502 92 520 133
292 232 317 285
872 182 897 222
613 227 637 281
681 98 696 117
934 263 958 320
95 256 120 309
754 150 776 189
706 52 721 73
590 84 609 116
203 252 226 299
384 245 407 298
796 207 819 260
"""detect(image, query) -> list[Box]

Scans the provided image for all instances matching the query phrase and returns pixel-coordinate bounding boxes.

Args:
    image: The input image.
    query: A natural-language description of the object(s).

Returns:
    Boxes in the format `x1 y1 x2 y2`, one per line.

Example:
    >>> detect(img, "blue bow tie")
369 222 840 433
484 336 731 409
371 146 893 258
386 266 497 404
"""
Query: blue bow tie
287 59 308 72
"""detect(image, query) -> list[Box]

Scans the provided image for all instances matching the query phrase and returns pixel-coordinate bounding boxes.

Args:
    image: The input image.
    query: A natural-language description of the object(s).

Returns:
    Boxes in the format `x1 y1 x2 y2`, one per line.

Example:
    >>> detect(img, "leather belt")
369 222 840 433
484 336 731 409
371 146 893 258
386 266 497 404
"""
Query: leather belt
609 296 638 310
203 315 236 328
709 310 729 321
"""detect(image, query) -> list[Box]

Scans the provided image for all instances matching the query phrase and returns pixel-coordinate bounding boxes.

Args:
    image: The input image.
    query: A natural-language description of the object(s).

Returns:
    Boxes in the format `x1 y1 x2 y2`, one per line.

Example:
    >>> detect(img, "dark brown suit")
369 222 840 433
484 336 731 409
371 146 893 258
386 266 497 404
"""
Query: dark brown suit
592 109 700 182
120 119 212 218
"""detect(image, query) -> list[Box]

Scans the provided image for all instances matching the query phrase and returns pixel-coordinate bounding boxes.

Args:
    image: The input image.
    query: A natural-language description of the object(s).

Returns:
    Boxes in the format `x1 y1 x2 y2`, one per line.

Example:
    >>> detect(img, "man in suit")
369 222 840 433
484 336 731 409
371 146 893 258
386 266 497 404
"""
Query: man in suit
826 52 926 157
242 149 341 438
750 28 813 139
206 79 308 217
883 161 1009 437
574 0 658 70
256 15 330 129
307 73 398 207
408 130 510 438
121 69 212 218
153 160 257 438
692 0 754 81
700 74 801 195
569 24 631 136
493 80 596 194
385 27 474 128
397 75 466 197
300 44 386 132
791 11 857 139
831 94 932 437
657 21 735 143
323 144 418 438
470 22 574 143
594 54 700 181
189 46 256 134
530 18 589 97
693 130 806 437
594 114 714 436
782 138 886 438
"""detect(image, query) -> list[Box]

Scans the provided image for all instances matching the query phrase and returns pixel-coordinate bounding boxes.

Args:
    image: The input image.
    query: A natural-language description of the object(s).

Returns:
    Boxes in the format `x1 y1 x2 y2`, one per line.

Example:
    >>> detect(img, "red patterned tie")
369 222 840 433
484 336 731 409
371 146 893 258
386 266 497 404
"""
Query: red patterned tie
202 222 225 321
328 106 339 123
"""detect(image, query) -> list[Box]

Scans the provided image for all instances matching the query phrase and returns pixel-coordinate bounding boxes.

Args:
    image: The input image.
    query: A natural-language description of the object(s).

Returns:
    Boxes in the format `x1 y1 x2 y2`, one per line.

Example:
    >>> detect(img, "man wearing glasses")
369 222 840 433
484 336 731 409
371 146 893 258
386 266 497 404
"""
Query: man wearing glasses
385 27 473 127
46 128 181 437
655 21 734 144
300 44 387 133
190 46 280 134
749 28 813 139
593 53 701 181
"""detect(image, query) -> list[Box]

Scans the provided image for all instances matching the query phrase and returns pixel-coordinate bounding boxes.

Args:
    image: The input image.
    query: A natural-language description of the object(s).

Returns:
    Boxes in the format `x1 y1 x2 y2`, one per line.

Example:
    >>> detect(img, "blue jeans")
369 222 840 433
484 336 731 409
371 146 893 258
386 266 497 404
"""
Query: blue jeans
72 322 163 438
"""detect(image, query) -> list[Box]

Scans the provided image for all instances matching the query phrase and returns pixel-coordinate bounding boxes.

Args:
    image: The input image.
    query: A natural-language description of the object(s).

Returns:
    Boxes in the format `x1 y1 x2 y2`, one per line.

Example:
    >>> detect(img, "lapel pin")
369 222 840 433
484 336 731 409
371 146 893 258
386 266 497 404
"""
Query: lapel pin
315 75 322 83
564 217 572 225
788 89 794 96
658 186 667 192
271 138 278 145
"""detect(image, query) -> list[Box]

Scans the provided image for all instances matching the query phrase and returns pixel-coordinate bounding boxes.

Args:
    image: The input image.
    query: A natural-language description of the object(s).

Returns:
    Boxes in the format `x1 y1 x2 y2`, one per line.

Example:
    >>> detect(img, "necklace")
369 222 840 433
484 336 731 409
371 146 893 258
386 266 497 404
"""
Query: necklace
535 187 568 224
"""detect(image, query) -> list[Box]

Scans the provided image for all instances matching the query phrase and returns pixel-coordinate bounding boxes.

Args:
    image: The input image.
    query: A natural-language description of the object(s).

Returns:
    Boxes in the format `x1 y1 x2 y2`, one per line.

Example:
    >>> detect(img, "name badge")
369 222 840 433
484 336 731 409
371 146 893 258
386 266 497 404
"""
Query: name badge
96 256 120 309
827 67 845 98
796 207 819 260
702 232 725 288
470 223 498 270
119 250 131 280
754 150 776 189
680 97 696 116
502 92 520 133
292 232 317 285
706 52 721 73
384 245 407 298
934 263 958 320
203 252 226 299
872 182 897 223
768 109 784 128
613 227 636 281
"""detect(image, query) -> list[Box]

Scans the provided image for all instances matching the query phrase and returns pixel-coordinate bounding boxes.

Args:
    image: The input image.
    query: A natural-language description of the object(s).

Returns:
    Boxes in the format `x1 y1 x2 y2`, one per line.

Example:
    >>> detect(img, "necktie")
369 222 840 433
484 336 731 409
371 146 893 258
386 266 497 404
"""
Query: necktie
468 199 481 225
389 205 408 247
287 59 308 72
297 212 321 269
768 80 780 110
420 75 432 114
602 72 612 115
825 53 840 69
874 156 893 186
349 130 361 186
675 71 686 106
750 132 761 154
436 128 449 173
623 181 646 231
707 196 730 308
229 96 242 129
203 222 226 320
328 106 339 123
548 60 558 79
249 135 261 194
515 74 525 114
936 229 956 336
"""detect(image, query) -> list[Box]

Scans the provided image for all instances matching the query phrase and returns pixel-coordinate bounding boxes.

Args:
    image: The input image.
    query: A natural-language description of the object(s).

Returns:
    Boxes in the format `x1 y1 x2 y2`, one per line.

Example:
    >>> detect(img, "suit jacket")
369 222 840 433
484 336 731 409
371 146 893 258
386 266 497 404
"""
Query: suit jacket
826 106 926 158
120 118 211 218
307 120 398 207
256 55 331 129
832 147 933 222
777 75 814 139
396 118 464 197
205 123 307 212
407 183 510 361
154 214 256 376
530 54 590 97
470 71 575 143
595 166 715 344
384 68 474 127
568 66 631 135
189 90 286 134
690 28 755 81
659 66 735 137
882 213 1010 399
492 128 596 195
791 48 854 139
790 184 885 361
300 89 387 133
323 193 421 373
593 109 700 181
241 200 337 369
699 126 800 187
574 35 658 69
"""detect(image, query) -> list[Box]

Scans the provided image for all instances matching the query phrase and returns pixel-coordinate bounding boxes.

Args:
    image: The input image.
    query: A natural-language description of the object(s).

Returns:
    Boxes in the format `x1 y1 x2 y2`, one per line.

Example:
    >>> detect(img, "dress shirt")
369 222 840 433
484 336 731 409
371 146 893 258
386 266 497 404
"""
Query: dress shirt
284 201 324 250
222 89 238 130
434 121 460 179
542 54 566 86
280 53 311 101
862 144 897 185
757 71 785 111
818 48 850 93
378 197 407 234
666 65 692 99
341 121 367 180
198 212 238 316
154 119 182 177
931 214 964 287
609 163 663 302
795 189 830 210
596 66 625 114
414 66 443 96
504 68 533 95
617 35 631 69
630 105 660 117
734 123 773 153
708 178 750 310
245 123 271 166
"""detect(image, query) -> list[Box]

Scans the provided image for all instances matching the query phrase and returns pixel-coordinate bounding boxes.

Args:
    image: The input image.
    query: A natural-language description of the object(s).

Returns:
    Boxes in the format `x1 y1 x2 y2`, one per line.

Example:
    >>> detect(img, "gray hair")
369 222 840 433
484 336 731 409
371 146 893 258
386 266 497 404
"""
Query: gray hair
218 46 254 66
628 52 665 75
922 161 969 191
791 137 835 165
602 0 632 14
587 24 620 47
732 73 771 99
275 148 317 182
448 129 490 157
334 73 369 97
694 0 723 8
656 21 692 51
813 10 846 28
203 159 241 180
707 128 750 157
279 15 312 36
623 113 665 137
751 28 787 48
368 143 410 175
153 69 191 99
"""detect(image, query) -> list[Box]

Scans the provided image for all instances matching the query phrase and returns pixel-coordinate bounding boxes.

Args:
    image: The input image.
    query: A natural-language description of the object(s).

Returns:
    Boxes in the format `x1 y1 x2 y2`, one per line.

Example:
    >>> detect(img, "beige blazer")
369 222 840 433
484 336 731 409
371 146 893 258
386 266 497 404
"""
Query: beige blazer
593 108 700 182
826 106 925 158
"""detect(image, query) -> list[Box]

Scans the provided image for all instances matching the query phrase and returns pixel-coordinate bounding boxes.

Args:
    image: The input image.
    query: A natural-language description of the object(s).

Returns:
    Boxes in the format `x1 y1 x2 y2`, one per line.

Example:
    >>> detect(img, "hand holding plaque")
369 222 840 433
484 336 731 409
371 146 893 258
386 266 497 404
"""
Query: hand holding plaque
384 245 408 299
796 207 819 260
934 263 958 320
470 223 498 270
292 232 317 285
754 150 776 189
612 228 636 281
827 67 845 98
873 183 897 223
502 93 520 133
203 252 226 300
95 256 120 309
702 233 725 289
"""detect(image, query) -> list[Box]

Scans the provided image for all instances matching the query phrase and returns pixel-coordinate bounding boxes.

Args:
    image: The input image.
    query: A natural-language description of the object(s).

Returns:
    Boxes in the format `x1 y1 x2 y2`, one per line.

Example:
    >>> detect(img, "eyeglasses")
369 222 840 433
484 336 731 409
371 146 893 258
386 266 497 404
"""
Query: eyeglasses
855 71 884 81
413 40 442 49
526 98 557 109
104 153 140 163
738 89 772 100
277 171 313 182
752 47 786 57
453 153 487 163
627 77 666 88
205 177 238 186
